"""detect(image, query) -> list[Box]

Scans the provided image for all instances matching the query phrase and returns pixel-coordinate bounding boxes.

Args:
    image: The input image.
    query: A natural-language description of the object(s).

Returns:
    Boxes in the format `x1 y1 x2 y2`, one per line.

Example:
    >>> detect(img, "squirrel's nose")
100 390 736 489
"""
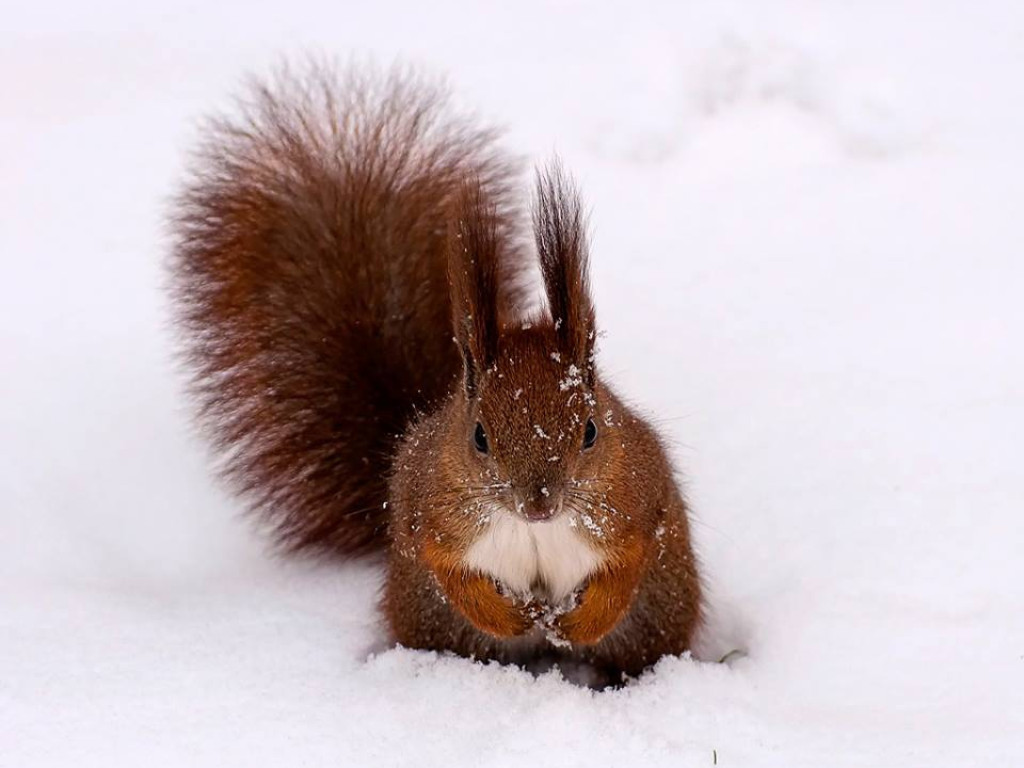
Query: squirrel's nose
515 487 561 522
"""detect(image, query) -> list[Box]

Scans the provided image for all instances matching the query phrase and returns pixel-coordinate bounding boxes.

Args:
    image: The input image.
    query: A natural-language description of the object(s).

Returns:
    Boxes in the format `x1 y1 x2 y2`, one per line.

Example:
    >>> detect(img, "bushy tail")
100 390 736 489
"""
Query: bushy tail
169 62 525 556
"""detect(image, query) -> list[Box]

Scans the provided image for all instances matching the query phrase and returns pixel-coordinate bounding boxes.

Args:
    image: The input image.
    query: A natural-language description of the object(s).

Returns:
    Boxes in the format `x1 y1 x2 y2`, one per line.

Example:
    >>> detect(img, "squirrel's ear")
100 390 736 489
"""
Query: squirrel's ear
448 181 501 398
533 161 596 383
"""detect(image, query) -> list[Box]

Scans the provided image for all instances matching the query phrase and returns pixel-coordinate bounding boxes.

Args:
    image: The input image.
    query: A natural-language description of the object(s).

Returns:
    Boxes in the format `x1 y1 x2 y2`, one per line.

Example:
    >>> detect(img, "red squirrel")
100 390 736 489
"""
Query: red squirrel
170 63 702 678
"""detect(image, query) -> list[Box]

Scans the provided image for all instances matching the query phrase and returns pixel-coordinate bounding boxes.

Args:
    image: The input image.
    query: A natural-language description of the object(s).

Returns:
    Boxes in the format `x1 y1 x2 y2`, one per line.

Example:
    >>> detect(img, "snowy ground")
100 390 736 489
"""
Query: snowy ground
3 1 1023 765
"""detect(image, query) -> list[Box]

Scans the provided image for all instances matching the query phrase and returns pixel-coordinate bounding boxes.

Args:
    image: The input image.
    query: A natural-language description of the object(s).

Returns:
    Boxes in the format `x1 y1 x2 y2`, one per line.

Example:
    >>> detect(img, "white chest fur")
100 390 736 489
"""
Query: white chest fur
462 509 604 603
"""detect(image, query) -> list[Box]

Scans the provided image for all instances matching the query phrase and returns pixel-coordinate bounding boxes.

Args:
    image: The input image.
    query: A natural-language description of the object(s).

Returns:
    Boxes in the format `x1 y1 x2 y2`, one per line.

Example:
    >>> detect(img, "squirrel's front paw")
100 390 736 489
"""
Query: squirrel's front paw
554 608 612 646
552 583 628 646
460 579 541 638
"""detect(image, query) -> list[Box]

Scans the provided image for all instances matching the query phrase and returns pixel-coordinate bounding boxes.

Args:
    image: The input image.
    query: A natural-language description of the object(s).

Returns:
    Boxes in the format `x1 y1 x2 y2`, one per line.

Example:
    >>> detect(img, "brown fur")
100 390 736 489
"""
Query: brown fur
170 63 524 555
171 62 701 679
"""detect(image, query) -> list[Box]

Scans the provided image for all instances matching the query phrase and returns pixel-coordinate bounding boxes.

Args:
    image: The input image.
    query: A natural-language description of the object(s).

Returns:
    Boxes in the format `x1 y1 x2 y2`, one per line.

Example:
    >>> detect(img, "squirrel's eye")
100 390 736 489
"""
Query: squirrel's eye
583 417 598 449
473 422 489 454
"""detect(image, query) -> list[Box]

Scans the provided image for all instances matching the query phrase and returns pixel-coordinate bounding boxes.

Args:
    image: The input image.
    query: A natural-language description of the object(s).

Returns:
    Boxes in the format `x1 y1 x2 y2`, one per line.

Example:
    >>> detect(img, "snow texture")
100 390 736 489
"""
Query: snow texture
2 1 1023 765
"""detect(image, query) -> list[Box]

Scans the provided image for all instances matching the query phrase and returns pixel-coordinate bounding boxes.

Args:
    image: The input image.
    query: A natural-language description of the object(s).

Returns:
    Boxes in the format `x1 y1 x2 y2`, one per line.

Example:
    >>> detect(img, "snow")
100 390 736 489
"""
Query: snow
3 1 1023 765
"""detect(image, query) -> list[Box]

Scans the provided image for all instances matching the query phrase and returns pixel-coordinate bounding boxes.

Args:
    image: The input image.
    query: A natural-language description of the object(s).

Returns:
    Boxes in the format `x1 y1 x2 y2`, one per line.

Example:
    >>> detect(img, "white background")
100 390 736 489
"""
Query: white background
2 1 1022 765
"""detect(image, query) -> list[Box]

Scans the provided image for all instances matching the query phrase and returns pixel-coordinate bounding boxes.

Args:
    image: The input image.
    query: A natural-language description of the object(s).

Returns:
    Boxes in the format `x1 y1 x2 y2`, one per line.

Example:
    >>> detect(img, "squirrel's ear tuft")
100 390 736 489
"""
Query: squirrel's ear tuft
448 180 501 398
533 160 595 382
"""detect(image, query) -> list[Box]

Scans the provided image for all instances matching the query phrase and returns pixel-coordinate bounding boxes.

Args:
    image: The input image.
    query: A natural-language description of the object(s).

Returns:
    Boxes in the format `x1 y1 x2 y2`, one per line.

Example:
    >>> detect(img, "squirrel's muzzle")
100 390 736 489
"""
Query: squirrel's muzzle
515 487 562 522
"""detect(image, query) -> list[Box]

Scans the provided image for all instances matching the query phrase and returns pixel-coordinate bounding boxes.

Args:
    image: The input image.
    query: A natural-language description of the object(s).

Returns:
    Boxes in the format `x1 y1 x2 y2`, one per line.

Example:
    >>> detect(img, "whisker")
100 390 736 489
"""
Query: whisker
334 489 505 520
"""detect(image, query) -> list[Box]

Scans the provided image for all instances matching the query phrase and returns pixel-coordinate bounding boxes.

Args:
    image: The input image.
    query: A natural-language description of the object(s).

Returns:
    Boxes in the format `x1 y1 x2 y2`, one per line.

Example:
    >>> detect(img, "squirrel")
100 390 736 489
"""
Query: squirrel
170 62 702 679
